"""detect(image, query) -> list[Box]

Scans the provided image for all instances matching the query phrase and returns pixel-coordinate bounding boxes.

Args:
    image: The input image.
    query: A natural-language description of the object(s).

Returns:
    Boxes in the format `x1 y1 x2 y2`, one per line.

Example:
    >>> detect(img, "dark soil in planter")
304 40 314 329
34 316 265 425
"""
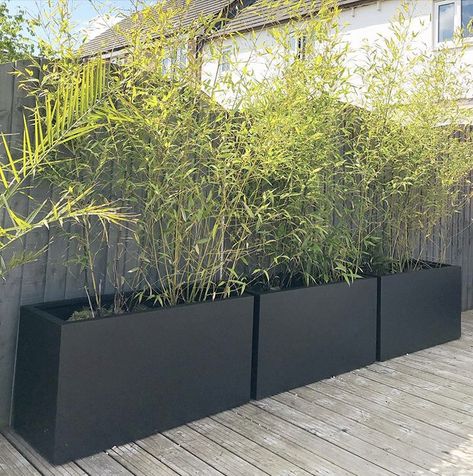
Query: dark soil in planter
250 277 377 400
376 262 461 361
13 294 254 464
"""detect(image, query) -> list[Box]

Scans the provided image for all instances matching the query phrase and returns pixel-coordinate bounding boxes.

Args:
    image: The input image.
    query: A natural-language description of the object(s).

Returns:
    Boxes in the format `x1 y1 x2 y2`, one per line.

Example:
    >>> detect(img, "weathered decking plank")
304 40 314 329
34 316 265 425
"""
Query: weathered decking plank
253 397 429 476
1 429 86 476
107 442 179 476
377 360 473 402
134 433 222 476
1 312 473 475
357 366 473 415
369 362 473 407
273 390 445 474
75 452 134 476
289 385 460 466
0 433 40 476
164 425 267 476
189 417 310 475
323 372 473 439
312 376 473 455
214 406 355 476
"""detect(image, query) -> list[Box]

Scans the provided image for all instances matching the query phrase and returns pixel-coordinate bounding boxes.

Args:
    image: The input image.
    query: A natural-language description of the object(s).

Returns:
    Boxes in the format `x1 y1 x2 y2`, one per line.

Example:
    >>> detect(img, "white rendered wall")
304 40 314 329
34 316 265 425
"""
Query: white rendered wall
201 0 473 104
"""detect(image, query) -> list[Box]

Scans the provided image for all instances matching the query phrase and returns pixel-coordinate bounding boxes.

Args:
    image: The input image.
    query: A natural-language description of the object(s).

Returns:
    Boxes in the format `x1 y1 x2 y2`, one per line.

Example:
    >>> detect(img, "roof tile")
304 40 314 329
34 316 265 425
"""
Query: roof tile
82 0 368 57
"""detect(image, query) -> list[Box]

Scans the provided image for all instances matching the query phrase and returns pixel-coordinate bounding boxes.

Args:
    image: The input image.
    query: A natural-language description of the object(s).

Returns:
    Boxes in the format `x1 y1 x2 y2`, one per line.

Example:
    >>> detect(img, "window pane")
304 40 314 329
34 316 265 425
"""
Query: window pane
219 46 232 73
462 0 473 36
438 3 455 42
177 48 187 66
162 57 172 74
289 35 298 54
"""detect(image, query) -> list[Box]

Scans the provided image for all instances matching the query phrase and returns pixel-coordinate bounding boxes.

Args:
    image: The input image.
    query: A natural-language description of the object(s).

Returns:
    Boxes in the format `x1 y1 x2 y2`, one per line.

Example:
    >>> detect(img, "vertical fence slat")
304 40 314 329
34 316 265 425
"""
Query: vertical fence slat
0 60 36 425
0 60 17 426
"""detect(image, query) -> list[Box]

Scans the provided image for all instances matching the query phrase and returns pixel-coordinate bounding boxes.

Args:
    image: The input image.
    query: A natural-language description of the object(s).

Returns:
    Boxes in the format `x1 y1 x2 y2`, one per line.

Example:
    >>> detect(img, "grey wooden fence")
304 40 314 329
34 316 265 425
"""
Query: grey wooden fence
0 60 472 426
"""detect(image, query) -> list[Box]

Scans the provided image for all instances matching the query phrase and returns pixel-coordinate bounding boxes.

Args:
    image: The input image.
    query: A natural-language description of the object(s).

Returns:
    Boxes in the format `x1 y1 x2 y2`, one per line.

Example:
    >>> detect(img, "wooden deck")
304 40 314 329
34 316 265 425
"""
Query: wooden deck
2 313 473 476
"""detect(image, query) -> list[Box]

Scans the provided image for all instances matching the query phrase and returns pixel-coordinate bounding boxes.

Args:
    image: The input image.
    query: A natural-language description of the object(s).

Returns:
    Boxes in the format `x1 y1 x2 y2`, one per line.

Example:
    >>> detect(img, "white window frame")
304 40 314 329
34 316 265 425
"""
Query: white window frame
434 0 473 45
218 46 232 75
289 33 307 60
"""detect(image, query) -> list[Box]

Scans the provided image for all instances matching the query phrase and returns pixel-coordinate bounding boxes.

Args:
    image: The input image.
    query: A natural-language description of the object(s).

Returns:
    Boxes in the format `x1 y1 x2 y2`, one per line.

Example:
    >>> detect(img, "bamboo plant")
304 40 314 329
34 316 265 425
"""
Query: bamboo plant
30 0 473 318
350 3 473 274
37 0 265 311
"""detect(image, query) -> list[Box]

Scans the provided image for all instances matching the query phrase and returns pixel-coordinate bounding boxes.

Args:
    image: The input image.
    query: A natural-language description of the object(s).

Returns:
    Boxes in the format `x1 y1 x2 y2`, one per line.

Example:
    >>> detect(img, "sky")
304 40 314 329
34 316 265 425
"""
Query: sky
6 0 153 40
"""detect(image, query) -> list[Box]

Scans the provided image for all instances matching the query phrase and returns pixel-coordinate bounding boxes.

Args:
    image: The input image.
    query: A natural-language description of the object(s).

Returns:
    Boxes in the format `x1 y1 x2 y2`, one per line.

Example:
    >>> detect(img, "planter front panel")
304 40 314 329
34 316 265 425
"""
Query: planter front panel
13 308 61 459
378 265 461 361
252 278 377 400
13 296 253 464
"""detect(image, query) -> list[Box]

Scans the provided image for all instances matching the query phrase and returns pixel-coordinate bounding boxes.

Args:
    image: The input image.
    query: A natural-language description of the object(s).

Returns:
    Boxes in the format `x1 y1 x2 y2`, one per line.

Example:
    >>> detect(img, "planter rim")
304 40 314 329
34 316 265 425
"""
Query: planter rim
369 261 460 280
22 292 253 327
248 275 376 297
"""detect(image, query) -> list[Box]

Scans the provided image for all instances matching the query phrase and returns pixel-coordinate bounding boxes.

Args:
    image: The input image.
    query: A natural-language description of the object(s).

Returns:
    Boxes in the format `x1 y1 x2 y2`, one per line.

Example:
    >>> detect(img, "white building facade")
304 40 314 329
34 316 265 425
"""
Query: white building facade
84 1 473 102
198 1 473 102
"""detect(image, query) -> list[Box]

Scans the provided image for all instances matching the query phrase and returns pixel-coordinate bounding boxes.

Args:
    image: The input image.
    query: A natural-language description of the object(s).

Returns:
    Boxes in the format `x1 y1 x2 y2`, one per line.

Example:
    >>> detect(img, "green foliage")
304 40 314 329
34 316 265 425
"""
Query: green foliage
349 3 473 273
0 54 129 278
24 0 473 316
238 1 362 287
0 2 34 63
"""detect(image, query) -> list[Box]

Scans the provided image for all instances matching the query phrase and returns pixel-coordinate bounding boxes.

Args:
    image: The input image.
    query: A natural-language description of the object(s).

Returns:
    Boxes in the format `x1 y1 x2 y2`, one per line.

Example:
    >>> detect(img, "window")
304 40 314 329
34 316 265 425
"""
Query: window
437 2 455 42
289 34 307 60
218 46 232 75
176 47 188 67
162 47 187 74
462 0 473 35
162 57 172 74
435 0 473 43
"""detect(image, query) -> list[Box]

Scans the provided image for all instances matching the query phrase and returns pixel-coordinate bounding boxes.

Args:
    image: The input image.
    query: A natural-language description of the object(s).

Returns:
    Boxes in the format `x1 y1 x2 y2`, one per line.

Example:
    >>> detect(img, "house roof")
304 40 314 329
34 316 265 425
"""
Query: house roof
213 0 374 37
82 0 232 57
82 0 371 57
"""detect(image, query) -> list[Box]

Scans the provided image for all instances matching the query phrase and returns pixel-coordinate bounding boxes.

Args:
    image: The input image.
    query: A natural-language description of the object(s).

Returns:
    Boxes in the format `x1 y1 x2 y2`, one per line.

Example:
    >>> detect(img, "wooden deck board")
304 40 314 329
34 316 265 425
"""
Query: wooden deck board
74 453 134 476
289 385 460 466
251 397 419 475
164 425 267 476
356 367 473 415
1 429 86 476
189 416 311 475
134 432 223 475
1 312 473 475
0 433 41 476
273 390 446 474
215 406 355 476
107 442 179 476
322 372 473 438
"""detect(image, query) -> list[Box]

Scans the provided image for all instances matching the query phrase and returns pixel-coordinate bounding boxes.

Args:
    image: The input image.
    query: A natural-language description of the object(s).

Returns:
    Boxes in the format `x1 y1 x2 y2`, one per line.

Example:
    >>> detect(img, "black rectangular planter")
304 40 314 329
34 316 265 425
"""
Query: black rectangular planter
251 278 377 400
377 263 461 361
13 295 254 464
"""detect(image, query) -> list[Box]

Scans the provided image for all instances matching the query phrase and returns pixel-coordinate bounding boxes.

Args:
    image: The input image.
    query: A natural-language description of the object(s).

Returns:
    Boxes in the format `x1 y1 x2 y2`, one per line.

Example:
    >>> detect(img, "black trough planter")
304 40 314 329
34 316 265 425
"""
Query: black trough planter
13 294 254 464
251 277 377 400
377 262 461 361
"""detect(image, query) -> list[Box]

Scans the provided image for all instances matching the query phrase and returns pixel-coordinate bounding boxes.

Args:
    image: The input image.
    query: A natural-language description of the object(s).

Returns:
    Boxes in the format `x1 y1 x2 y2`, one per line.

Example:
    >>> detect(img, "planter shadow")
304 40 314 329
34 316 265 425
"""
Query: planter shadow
376 263 461 361
251 277 377 400
13 294 254 464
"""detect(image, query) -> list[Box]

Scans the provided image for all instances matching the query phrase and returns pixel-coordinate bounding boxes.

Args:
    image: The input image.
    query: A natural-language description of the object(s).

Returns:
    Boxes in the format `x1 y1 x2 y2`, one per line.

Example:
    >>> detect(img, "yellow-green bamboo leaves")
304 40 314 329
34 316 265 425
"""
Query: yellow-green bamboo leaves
0 54 127 275
20 0 473 312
